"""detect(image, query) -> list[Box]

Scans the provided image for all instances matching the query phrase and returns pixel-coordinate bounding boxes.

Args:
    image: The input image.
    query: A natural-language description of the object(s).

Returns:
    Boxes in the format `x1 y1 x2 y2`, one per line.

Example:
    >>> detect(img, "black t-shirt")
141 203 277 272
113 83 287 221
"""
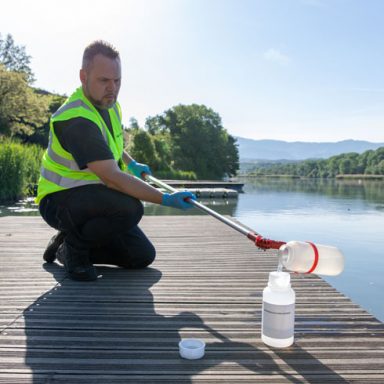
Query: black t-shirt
53 107 115 169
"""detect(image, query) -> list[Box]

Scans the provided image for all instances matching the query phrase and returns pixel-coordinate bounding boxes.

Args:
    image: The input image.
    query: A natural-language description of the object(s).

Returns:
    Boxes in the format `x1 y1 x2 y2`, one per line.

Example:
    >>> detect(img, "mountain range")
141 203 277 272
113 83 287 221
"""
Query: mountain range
236 137 384 161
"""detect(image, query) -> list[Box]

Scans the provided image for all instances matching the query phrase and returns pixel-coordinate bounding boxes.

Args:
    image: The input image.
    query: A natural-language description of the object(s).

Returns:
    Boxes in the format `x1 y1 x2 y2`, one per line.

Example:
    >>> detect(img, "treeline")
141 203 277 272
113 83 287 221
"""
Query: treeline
0 33 239 201
249 147 384 177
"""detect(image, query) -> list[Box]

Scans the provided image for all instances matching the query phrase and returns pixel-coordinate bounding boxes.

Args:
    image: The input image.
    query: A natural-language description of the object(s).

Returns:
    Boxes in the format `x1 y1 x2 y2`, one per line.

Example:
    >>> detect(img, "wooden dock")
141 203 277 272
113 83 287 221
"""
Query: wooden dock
0 215 383 383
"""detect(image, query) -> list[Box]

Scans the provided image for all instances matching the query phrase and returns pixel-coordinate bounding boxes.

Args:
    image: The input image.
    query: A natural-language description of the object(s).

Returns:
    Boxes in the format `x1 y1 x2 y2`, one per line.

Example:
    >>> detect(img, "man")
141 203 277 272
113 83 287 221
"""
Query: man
36 40 195 281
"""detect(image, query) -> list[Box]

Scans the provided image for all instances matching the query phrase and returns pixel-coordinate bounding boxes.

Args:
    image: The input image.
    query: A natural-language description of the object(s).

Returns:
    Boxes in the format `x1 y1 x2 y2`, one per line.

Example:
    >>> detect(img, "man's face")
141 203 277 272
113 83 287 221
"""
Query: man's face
80 54 121 109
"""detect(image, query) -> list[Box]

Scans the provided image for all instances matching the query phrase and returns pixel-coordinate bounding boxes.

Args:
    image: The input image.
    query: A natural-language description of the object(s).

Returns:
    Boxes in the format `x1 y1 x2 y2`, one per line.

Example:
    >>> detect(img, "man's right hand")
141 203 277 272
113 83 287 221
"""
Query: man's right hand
161 191 196 210
127 160 152 179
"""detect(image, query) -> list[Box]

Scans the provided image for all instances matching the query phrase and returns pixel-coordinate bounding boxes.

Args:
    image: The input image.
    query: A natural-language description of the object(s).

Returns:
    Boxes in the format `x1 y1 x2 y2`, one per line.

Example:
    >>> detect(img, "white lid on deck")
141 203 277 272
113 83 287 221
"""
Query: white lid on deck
179 338 205 359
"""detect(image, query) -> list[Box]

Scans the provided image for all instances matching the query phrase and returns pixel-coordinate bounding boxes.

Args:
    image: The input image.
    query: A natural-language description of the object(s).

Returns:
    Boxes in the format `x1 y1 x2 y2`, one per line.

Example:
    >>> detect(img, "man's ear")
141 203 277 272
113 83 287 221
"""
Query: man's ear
79 69 86 86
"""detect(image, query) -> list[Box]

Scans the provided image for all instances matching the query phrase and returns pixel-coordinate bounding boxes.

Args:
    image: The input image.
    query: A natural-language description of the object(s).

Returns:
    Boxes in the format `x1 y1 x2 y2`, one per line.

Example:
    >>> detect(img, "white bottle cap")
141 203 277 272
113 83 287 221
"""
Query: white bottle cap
268 271 291 290
179 338 205 359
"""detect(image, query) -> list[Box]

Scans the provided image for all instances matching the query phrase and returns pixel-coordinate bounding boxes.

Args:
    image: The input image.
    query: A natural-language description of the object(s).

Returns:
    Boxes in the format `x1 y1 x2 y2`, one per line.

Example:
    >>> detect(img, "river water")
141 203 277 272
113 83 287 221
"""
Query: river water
1 177 383 322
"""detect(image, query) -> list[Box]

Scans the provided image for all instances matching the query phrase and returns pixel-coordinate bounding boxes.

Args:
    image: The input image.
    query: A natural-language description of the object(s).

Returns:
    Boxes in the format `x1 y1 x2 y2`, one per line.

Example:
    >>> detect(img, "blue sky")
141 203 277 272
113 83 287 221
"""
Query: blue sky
1 0 384 142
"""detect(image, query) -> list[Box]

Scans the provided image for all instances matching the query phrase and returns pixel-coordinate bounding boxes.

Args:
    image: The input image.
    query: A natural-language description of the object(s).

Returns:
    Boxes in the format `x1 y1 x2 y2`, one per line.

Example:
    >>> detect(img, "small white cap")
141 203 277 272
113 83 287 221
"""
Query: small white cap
179 338 205 359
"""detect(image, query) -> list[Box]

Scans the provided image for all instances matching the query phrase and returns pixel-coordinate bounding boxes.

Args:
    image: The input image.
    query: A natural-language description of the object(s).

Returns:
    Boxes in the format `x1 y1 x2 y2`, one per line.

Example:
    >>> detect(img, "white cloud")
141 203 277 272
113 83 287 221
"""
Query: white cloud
263 48 291 65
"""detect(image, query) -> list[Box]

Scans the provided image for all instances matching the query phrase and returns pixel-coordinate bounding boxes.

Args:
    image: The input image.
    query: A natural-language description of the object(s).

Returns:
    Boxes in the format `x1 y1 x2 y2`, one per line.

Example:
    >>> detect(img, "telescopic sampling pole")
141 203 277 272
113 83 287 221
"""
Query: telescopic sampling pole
146 175 286 250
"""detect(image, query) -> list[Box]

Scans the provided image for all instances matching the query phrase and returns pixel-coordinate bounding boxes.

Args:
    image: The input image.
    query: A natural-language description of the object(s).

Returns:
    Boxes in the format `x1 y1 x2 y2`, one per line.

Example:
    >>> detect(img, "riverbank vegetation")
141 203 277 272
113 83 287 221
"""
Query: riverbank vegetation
0 33 239 202
246 147 384 178
0 138 44 202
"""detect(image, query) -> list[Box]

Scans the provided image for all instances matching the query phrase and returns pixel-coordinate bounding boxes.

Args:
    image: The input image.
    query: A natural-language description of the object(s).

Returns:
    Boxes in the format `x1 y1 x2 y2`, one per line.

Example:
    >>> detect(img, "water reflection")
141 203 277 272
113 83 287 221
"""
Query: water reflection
241 177 384 209
2 179 383 217
0 197 39 216
236 177 384 217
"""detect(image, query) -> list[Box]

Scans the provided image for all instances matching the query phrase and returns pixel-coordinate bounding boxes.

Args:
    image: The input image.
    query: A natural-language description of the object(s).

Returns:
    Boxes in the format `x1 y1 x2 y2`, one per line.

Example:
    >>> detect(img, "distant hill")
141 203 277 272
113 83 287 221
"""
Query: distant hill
236 137 384 161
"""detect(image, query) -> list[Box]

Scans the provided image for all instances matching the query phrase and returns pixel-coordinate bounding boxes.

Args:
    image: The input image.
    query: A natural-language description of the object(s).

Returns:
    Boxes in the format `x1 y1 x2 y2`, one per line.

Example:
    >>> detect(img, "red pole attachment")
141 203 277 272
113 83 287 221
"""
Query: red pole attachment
247 232 286 250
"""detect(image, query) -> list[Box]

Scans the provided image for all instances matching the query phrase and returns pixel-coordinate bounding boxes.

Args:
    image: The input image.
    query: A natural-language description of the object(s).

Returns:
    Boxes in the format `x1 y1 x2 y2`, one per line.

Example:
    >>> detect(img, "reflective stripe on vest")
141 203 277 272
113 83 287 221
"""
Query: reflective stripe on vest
52 99 93 118
113 104 121 125
41 167 102 189
52 100 108 140
46 132 92 172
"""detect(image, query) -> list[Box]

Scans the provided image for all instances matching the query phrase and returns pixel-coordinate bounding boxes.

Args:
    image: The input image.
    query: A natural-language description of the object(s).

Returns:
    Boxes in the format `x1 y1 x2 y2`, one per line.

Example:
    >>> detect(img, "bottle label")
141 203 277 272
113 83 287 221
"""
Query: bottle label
262 301 295 339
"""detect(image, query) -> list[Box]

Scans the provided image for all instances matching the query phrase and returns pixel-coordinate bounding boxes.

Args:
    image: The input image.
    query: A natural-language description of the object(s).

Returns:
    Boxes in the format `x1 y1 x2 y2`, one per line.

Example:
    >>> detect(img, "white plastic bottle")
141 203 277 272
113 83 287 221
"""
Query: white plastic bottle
261 271 295 348
278 241 345 276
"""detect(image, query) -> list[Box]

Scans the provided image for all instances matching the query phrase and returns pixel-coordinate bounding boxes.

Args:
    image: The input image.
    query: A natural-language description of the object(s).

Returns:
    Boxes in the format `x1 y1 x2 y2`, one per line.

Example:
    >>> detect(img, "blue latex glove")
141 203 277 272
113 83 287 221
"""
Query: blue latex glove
127 160 152 179
162 191 196 210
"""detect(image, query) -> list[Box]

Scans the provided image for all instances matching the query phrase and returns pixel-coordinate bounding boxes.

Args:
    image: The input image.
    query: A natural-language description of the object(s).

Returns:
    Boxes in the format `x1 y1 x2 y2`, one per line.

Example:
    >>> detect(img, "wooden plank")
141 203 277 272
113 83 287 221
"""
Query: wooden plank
0 215 384 383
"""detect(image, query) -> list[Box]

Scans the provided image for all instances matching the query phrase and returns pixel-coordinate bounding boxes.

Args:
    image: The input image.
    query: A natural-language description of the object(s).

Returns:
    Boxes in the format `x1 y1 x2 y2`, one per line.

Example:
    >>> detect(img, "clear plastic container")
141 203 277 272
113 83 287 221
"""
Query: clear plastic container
278 241 345 276
261 271 295 348
179 338 205 359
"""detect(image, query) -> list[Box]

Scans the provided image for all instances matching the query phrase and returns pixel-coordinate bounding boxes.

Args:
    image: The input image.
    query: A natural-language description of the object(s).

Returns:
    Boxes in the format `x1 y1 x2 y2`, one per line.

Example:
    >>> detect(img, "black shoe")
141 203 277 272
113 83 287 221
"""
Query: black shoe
56 242 98 281
43 231 66 263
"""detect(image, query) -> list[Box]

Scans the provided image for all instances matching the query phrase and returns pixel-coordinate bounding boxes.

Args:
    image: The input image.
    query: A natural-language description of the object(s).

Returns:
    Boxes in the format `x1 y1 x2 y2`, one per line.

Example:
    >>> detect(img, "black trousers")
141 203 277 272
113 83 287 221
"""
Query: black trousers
39 184 156 268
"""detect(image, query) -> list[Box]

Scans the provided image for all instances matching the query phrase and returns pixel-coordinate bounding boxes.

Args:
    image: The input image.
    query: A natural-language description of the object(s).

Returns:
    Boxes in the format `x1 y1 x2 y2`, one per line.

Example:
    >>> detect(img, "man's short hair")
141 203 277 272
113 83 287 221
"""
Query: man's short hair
82 40 120 70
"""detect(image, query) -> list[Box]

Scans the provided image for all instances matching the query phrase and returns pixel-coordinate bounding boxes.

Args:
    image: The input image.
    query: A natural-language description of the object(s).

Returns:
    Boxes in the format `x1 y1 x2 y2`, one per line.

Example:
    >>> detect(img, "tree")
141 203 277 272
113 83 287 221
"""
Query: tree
0 33 34 83
25 92 67 146
0 64 49 138
130 130 159 169
224 135 239 177
128 117 139 130
147 104 239 179
339 158 353 174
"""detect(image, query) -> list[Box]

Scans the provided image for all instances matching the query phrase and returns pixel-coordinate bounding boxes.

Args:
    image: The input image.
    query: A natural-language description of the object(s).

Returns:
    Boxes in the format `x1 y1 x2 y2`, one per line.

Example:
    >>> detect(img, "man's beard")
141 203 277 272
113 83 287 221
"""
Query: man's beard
84 83 116 110
90 95 116 110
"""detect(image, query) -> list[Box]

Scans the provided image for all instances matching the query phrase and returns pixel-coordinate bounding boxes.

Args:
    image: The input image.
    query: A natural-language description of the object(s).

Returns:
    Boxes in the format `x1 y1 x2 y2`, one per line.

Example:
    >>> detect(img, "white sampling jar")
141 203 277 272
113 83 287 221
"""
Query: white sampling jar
262 271 295 348
278 241 345 276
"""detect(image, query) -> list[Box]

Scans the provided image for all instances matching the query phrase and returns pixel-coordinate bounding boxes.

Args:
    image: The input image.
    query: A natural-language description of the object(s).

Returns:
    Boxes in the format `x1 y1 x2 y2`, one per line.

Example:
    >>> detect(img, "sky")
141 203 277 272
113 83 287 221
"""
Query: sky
1 0 384 142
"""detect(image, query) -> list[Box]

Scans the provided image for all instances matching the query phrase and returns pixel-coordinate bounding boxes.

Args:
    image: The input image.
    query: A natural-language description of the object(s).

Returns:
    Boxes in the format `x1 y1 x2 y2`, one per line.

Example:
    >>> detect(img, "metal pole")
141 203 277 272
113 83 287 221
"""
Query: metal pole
146 175 253 237
146 175 286 250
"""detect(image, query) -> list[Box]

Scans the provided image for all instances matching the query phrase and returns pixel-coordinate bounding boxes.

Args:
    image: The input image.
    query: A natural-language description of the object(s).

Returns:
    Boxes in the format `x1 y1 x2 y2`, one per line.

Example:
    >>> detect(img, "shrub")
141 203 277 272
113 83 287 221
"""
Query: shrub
0 138 44 202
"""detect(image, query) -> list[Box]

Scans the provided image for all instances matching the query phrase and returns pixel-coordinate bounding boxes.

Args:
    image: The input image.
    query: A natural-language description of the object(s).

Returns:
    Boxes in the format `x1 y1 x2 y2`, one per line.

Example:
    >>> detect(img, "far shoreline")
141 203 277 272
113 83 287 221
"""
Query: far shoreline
239 174 384 180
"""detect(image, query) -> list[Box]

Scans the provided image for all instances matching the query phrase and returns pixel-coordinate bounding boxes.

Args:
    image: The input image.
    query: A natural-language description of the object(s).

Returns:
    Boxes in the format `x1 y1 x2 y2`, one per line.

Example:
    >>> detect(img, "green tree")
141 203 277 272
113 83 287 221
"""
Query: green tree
130 129 159 168
25 92 67 146
147 104 239 179
0 33 34 83
128 117 139 130
224 135 240 177
339 158 353 174
0 64 50 138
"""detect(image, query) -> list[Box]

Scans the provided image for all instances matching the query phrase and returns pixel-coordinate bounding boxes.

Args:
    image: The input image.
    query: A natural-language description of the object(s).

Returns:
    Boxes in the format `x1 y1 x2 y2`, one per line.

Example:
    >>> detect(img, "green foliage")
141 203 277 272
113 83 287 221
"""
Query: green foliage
0 140 24 201
248 147 384 177
25 92 67 146
0 64 51 139
0 33 34 83
0 138 43 201
23 142 45 185
128 117 140 130
130 129 159 168
127 128 196 179
144 104 239 179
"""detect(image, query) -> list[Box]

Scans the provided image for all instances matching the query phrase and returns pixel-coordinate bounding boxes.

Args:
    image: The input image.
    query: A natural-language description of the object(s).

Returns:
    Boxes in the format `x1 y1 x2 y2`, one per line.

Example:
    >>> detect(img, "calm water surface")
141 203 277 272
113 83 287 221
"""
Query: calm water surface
235 178 384 323
1 178 383 322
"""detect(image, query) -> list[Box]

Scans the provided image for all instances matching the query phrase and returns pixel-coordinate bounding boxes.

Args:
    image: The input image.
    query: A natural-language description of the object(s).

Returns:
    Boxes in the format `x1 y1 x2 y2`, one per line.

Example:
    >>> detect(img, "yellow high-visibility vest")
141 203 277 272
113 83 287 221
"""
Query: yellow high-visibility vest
36 87 124 204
